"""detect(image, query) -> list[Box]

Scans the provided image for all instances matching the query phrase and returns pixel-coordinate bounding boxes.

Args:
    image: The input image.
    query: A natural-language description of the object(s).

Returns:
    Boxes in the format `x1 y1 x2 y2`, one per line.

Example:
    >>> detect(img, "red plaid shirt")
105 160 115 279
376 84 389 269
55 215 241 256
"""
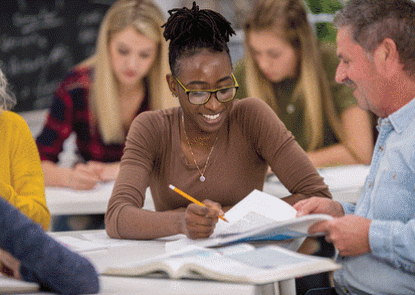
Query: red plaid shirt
36 67 149 163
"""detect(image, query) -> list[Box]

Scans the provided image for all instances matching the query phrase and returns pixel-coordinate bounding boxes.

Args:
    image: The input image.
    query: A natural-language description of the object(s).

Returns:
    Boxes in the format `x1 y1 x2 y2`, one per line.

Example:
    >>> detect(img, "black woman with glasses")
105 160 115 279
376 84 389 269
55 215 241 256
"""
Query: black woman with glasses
105 2 332 240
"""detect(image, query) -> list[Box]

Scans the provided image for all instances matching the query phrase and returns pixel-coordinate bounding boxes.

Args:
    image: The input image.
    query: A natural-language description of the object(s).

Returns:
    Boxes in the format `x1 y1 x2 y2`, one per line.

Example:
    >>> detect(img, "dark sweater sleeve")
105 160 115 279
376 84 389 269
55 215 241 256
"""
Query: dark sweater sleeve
0 197 99 294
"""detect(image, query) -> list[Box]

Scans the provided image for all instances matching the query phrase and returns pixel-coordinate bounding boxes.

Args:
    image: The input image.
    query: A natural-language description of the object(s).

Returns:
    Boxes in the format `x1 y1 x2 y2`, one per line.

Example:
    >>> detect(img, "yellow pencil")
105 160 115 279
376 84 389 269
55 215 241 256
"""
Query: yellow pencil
169 184 229 222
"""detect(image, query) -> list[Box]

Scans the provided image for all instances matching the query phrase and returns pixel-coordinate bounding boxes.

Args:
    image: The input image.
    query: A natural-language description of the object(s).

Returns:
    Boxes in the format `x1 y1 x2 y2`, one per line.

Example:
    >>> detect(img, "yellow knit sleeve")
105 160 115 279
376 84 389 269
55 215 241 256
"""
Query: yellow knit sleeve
0 112 50 229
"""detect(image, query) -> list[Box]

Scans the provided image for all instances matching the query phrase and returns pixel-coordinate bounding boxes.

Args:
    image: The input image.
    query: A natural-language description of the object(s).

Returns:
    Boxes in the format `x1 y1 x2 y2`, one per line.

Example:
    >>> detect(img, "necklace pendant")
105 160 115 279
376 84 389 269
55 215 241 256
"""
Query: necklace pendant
200 175 206 182
286 103 295 114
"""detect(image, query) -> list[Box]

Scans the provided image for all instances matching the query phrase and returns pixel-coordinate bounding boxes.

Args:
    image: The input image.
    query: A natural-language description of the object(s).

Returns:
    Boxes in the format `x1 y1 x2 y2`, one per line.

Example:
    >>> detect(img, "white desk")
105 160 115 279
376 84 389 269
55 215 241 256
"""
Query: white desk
264 165 370 203
45 183 155 216
45 165 369 217
46 230 304 295
15 275 277 295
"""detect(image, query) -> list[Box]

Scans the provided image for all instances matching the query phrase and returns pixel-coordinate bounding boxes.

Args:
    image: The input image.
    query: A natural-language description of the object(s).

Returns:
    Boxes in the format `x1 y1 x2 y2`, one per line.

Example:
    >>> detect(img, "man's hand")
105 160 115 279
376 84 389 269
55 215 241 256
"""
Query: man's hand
294 197 345 218
182 200 224 239
310 215 371 257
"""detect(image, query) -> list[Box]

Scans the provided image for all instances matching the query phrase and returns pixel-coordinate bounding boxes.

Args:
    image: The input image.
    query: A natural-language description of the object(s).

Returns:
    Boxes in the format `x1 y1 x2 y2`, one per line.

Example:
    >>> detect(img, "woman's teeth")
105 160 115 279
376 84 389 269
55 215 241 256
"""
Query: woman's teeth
203 113 220 120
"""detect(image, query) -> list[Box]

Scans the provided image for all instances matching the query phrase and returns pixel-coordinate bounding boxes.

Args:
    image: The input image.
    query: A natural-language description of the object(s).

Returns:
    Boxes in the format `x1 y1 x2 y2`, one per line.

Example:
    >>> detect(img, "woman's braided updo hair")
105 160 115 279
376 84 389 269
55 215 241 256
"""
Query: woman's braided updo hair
162 1 235 76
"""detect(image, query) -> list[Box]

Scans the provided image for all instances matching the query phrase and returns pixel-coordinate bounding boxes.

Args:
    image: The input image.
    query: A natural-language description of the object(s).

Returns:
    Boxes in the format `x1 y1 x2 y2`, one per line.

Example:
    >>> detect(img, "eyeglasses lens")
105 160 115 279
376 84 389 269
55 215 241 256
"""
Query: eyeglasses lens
188 87 237 105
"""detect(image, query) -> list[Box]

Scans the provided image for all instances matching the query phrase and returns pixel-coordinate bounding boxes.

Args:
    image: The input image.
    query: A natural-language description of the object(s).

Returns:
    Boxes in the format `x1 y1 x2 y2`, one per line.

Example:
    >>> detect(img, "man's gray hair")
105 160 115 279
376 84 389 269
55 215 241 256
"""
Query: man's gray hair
334 0 415 76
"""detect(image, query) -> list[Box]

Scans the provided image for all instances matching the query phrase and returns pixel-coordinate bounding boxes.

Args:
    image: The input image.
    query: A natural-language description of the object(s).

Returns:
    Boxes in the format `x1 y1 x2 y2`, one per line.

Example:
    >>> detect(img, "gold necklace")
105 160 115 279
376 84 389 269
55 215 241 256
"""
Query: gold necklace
181 114 219 182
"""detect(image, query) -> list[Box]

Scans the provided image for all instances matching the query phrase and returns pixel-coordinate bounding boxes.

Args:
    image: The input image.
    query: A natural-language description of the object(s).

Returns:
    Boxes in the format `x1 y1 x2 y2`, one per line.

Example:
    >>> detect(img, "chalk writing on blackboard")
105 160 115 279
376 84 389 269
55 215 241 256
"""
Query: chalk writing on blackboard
0 0 109 112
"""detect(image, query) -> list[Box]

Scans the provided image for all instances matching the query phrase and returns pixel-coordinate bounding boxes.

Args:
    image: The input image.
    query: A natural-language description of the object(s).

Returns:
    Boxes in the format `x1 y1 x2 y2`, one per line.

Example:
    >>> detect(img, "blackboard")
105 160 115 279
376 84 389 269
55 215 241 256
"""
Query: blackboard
0 0 109 112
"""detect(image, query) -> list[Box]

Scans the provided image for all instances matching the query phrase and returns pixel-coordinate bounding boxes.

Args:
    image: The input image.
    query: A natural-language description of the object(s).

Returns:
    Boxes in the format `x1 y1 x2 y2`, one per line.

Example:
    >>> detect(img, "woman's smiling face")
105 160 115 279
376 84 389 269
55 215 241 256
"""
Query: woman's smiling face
171 49 235 134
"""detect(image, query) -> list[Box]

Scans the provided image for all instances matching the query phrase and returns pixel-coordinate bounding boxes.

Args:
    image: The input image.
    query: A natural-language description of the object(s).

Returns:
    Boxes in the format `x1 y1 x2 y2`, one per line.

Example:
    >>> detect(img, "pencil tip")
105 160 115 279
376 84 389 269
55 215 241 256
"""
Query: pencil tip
169 184 175 190
220 216 229 223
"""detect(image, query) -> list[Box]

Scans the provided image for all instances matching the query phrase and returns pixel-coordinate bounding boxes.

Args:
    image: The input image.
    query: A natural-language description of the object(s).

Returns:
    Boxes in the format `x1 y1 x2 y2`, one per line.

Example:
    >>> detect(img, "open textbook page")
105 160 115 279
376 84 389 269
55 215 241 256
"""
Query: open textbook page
104 243 340 284
166 189 332 251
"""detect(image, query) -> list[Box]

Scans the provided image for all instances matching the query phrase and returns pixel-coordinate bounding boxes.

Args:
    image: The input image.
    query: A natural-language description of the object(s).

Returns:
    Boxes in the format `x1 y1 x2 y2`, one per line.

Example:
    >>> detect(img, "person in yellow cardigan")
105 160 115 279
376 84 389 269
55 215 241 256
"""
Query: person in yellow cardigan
0 67 50 229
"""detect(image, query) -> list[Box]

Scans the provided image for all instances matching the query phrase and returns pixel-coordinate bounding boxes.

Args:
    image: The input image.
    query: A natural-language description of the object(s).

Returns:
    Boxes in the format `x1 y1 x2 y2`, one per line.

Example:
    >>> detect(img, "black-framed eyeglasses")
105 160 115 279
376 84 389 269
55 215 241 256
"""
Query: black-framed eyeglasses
174 73 239 105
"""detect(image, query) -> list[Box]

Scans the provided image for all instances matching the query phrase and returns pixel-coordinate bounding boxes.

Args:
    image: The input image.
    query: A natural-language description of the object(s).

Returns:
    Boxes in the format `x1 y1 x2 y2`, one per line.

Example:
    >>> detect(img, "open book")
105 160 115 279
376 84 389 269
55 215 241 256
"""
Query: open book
104 243 340 284
166 189 333 251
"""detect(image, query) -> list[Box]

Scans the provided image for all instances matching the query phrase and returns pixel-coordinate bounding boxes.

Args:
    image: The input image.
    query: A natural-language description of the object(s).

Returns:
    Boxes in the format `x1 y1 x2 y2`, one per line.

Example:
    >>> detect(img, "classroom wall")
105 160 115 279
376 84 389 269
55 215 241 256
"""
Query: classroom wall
94 0 183 18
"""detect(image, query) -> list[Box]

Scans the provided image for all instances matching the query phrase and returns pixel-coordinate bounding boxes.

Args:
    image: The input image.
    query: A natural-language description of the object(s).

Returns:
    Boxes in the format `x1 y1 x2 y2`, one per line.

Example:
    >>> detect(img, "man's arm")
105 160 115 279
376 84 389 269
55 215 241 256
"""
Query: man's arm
0 197 99 294
369 219 415 273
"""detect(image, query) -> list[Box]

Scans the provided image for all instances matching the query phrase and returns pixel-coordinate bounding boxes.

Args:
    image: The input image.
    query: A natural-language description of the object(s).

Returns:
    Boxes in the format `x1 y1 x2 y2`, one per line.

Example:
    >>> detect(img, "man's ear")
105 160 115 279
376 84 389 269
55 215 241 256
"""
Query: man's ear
166 74 178 96
373 38 400 78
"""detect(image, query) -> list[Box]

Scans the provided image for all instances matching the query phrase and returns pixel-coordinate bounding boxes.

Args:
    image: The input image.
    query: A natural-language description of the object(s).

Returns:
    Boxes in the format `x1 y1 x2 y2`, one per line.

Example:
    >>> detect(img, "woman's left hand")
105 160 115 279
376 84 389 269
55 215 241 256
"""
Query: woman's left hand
0 249 21 280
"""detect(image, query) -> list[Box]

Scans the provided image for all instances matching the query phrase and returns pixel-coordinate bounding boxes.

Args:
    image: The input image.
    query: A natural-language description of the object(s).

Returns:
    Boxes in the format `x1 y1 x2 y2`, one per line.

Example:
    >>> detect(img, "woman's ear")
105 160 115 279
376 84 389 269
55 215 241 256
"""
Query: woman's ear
166 74 178 97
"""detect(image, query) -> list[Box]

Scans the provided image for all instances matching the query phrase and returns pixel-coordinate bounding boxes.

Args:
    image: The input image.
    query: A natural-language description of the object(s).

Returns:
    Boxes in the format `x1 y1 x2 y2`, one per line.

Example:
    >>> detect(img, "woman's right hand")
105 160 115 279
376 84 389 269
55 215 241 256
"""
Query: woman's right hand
85 161 120 182
68 163 102 190
182 200 224 239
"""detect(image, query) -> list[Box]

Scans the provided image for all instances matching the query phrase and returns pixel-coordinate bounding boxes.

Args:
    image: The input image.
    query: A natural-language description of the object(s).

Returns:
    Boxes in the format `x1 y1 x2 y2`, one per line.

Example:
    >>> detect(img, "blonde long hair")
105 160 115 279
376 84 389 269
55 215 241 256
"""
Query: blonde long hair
244 0 344 151
80 0 176 144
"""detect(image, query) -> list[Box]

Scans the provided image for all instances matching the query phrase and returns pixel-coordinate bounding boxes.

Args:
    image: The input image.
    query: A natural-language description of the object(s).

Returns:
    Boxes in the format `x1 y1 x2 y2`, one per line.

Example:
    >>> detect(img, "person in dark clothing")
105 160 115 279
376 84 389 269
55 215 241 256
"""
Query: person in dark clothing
0 197 99 294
